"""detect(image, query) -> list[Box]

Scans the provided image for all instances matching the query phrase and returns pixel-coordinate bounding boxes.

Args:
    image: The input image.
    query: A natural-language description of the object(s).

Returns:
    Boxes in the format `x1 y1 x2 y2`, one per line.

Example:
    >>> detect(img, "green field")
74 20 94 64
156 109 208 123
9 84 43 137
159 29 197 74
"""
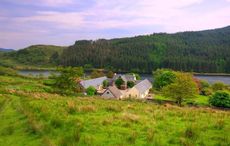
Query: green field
0 75 229 146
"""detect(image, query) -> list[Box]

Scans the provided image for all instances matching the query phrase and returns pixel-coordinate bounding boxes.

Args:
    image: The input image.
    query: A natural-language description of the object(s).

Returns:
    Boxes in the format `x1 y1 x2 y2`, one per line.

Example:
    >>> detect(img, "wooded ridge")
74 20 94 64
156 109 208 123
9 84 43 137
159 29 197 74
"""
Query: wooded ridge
1 26 230 73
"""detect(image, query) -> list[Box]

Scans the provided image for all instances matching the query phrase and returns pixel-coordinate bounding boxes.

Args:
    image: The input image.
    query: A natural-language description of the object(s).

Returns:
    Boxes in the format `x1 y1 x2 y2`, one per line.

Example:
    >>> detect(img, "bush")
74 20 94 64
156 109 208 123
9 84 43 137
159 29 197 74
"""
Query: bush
200 80 210 89
127 81 135 88
200 88 213 96
212 82 226 91
103 80 109 88
90 69 104 78
106 71 114 78
86 86 96 96
115 77 125 89
209 91 230 108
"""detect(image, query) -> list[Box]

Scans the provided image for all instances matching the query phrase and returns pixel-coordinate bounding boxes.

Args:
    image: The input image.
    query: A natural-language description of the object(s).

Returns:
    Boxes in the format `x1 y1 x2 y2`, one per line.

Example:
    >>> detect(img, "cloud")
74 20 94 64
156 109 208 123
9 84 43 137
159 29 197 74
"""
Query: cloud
1 0 230 49
1 0 74 7
40 0 74 6
16 11 84 28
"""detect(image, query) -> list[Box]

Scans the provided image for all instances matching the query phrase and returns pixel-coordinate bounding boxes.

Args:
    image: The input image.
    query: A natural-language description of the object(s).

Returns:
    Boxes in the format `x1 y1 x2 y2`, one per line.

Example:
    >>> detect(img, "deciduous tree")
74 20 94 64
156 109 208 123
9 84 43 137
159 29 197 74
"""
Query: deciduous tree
163 72 198 106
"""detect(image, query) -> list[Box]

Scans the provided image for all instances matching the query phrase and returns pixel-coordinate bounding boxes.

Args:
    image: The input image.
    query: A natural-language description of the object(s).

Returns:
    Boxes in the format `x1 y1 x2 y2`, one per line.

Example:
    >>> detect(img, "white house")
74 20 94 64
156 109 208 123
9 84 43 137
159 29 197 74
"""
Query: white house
124 79 152 99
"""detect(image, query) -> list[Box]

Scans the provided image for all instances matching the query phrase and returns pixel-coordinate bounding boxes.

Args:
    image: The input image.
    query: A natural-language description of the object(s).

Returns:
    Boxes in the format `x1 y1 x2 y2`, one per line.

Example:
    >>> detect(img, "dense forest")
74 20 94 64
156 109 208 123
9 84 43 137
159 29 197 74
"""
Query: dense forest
61 26 230 73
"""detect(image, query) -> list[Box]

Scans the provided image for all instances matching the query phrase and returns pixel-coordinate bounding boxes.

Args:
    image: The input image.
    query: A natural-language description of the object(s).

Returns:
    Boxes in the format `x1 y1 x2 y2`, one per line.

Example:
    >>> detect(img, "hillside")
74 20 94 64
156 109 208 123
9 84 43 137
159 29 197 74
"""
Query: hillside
61 26 230 73
0 48 14 52
0 75 229 146
0 45 66 68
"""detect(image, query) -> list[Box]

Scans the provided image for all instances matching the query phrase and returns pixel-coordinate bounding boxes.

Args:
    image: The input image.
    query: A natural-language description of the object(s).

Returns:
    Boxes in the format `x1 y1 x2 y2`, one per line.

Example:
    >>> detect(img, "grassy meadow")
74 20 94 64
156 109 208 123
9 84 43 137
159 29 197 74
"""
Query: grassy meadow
0 75 230 146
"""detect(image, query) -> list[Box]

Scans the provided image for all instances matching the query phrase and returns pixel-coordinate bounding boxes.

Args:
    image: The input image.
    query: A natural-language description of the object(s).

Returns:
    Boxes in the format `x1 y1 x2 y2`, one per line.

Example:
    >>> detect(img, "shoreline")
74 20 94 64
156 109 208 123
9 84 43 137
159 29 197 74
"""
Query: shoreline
193 72 230 77
10 65 230 76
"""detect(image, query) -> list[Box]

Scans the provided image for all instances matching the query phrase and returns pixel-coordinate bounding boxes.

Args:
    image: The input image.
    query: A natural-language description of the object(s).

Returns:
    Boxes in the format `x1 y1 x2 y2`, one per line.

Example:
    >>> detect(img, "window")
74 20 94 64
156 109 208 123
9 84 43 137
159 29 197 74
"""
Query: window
107 92 110 94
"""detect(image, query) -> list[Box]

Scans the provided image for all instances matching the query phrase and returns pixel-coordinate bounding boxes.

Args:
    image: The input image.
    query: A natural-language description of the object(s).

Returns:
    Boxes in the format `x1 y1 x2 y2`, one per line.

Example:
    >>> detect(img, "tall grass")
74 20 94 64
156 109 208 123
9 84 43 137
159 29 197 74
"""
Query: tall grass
0 75 230 146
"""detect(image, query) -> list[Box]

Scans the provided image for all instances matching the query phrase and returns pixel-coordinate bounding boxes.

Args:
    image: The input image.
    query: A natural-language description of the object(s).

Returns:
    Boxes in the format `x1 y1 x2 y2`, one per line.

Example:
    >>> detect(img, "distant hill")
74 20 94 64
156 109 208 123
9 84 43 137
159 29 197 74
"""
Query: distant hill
0 48 14 52
61 26 230 73
1 26 230 73
0 45 66 67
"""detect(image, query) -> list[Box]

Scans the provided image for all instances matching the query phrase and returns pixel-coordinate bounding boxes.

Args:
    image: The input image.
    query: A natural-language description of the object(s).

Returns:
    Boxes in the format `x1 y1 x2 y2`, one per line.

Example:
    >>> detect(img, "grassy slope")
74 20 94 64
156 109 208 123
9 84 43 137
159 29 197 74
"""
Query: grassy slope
154 94 209 106
0 75 229 146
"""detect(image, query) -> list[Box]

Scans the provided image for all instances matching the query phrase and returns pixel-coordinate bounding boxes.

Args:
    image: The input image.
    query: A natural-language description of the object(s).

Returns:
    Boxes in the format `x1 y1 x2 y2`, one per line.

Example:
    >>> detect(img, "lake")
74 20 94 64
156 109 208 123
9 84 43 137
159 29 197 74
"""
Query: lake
18 70 230 85
18 70 58 77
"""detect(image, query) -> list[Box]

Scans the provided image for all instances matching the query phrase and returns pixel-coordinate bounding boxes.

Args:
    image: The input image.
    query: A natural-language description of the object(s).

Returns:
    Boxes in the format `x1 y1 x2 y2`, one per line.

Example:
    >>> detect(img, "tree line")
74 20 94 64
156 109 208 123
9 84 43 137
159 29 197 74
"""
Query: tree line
61 26 230 73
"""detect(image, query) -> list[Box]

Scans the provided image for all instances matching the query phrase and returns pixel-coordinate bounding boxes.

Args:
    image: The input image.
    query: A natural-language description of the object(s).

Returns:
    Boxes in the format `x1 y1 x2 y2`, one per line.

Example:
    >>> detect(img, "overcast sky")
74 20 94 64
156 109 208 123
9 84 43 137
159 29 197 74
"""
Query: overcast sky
0 0 230 49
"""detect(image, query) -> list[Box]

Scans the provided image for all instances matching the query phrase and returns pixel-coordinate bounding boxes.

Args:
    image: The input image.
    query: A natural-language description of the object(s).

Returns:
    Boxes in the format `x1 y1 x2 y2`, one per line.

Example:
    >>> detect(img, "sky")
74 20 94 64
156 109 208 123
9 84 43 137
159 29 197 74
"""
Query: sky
0 0 230 49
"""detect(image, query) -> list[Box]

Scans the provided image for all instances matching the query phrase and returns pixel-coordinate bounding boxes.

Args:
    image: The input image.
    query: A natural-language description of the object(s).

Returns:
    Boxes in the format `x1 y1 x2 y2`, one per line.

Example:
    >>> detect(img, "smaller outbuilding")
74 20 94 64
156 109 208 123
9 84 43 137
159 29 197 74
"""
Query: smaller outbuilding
101 86 124 99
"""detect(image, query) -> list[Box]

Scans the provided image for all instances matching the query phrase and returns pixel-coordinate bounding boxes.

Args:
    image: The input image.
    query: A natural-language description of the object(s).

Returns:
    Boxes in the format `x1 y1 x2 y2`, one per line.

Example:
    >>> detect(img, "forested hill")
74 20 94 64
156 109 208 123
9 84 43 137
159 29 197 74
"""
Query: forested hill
1 45 66 67
0 48 14 52
61 26 230 73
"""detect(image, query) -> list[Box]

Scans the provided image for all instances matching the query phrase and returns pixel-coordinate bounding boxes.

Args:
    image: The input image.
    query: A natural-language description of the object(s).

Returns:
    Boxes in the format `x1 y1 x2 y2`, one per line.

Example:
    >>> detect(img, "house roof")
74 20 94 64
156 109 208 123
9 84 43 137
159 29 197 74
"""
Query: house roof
113 74 136 82
107 86 123 98
134 79 152 94
80 76 107 89
123 74 136 82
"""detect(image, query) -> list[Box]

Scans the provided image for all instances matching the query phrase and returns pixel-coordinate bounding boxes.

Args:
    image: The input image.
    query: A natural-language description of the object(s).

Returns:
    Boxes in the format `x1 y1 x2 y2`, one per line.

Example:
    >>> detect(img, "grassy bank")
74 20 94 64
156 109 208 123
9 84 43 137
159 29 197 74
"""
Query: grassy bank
0 75 230 146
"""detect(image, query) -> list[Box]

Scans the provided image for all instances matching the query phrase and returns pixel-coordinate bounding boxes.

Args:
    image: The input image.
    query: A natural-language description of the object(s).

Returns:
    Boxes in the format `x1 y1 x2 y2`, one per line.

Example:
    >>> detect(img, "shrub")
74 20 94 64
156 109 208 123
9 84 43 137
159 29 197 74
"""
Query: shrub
106 71 114 78
193 77 202 92
134 73 141 80
103 80 109 88
212 82 226 91
90 69 104 78
127 81 135 88
209 91 230 108
200 80 210 89
115 77 125 89
200 88 213 96
86 86 96 96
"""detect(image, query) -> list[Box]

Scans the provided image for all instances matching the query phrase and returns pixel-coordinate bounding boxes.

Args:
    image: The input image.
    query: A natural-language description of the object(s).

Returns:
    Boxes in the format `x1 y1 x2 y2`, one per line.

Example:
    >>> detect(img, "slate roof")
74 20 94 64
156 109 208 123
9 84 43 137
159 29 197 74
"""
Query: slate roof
80 76 107 89
107 86 123 98
123 74 136 82
113 74 136 82
134 79 152 94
